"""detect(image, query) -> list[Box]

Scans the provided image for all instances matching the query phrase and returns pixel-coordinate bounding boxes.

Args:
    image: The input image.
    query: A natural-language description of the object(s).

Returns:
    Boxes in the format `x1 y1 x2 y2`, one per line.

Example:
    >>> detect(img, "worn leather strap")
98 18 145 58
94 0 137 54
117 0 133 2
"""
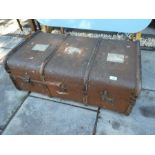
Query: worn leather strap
39 34 69 80
83 38 102 104
39 34 69 96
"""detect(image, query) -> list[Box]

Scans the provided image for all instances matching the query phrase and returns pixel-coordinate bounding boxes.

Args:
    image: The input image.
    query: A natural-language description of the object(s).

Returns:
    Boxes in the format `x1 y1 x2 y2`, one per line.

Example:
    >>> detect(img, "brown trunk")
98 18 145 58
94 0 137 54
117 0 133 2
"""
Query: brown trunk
4 31 141 115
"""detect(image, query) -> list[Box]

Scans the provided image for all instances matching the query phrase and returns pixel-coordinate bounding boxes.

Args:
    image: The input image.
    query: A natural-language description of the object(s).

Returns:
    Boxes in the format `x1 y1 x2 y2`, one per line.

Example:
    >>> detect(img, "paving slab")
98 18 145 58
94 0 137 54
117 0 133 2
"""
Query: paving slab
141 50 155 90
30 92 98 111
0 65 28 129
0 48 11 64
0 35 24 49
3 96 97 135
96 90 155 135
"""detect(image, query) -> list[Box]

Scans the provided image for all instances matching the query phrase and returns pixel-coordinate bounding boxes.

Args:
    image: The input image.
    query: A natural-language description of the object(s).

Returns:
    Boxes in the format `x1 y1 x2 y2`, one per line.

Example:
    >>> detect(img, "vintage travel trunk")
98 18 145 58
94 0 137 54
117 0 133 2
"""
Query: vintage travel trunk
4 31 141 115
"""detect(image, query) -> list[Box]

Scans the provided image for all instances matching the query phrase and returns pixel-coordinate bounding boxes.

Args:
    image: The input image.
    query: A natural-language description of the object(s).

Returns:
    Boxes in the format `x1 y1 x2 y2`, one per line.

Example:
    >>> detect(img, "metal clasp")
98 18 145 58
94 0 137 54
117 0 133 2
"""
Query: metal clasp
56 82 68 95
59 82 67 92
101 90 113 104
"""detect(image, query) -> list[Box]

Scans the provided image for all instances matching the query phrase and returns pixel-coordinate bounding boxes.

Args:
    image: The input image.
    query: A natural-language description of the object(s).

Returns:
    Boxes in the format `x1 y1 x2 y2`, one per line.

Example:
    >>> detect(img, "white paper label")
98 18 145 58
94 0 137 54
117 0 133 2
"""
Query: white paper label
109 76 117 81
64 46 81 55
32 44 49 52
107 53 124 63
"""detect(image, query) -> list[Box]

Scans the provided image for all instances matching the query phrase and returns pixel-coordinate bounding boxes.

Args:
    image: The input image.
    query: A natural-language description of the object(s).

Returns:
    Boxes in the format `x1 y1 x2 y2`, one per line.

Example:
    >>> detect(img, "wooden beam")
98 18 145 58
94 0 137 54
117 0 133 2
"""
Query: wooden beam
29 19 37 32
16 19 23 31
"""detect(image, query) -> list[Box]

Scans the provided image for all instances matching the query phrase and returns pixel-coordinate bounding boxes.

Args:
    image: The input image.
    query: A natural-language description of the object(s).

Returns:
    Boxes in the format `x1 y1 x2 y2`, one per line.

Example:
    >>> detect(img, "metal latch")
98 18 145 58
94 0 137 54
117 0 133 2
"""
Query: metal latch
56 82 68 95
101 90 114 104
59 83 67 92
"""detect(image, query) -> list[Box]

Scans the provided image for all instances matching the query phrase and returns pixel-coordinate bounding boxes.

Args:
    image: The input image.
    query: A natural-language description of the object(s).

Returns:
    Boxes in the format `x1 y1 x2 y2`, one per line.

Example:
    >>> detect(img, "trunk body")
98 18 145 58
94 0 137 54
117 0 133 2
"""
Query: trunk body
4 32 141 115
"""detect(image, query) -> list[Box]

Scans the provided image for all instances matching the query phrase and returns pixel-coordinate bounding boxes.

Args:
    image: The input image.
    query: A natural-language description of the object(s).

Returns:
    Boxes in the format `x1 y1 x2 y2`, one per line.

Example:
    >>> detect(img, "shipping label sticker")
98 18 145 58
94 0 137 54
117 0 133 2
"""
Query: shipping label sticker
64 46 81 55
107 53 125 63
32 44 49 52
109 76 117 81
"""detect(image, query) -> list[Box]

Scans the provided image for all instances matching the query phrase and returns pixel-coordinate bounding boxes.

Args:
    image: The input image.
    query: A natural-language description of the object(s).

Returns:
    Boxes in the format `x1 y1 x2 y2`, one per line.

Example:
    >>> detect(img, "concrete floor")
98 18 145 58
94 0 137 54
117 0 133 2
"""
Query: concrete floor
0 20 155 135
